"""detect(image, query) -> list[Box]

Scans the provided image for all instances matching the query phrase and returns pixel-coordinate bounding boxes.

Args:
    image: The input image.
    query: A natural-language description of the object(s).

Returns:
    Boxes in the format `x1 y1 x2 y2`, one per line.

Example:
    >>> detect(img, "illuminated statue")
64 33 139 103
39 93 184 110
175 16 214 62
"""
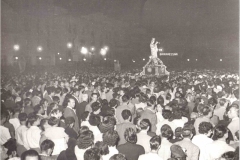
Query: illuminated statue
150 38 159 58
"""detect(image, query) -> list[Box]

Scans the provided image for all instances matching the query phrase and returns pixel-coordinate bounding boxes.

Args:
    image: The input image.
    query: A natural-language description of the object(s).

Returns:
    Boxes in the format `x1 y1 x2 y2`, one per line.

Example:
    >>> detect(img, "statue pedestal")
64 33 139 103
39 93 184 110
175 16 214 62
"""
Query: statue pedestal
140 57 169 76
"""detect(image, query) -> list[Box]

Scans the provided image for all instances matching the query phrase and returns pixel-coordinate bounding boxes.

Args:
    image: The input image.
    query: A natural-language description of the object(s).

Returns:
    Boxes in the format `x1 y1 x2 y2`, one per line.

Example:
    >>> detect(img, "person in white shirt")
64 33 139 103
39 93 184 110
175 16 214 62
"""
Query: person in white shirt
192 122 213 160
15 113 28 147
157 124 173 160
75 130 94 160
202 125 235 160
102 130 119 160
8 108 21 130
227 104 239 139
88 114 101 143
40 117 69 156
138 136 163 160
136 119 152 153
0 110 11 145
25 114 42 151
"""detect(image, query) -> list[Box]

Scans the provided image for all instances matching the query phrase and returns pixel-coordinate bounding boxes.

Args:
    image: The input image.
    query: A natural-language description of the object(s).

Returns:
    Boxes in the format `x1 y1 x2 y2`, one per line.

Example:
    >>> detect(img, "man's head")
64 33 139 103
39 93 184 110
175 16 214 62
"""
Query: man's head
198 122 213 137
227 104 239 119
139 119 150 131
84 148 100 160
40 139 54 156
18 113 28 123
67 98 76 109
121 110 132 121
124 128 137 144
91 93 98 102
103 130 119 147
150 136 161 151
21 150 40 160
27 114 40 126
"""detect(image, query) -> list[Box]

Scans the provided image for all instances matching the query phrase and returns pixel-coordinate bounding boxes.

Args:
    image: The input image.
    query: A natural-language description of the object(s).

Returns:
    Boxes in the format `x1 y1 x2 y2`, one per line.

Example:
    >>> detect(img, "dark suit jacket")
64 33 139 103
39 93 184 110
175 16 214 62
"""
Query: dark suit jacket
63 107 79 133
76 101 88 125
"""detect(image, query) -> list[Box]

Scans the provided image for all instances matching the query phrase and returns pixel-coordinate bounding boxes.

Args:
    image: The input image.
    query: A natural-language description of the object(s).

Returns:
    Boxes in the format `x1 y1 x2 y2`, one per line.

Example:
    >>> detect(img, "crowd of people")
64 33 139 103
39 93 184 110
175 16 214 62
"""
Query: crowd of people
0 68 239 160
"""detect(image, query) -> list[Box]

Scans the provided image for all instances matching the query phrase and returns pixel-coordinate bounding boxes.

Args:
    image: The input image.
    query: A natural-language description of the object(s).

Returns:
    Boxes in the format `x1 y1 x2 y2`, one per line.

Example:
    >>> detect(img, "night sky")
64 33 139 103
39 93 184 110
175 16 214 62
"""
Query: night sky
2 0 239 68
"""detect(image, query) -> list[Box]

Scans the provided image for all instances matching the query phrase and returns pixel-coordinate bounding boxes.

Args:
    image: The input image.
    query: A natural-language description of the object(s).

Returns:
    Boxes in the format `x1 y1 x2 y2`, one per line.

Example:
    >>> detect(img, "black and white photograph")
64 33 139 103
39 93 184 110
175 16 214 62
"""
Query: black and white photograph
1 0 239 160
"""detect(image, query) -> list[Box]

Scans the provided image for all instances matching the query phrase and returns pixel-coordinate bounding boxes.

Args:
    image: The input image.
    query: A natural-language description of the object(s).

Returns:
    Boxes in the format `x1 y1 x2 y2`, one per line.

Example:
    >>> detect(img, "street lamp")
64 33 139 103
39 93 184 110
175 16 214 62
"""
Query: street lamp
39 57 42 60
187 59 190 61
37 46 43 52
15 56 19 60
220 59 222 62
13 44 20 51
67 43 72 48
59 57 62 60
100 48 107 56
91 47 95 51
81 47 88 54
68 59 72 61
143 58 145 61
104 58 107 61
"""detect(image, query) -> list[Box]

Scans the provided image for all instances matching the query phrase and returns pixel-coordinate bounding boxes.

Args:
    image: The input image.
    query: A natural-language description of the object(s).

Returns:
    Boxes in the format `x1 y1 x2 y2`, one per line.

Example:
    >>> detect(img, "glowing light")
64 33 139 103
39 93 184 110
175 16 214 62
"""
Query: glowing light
133 60 135 63
68 59 71 61
158 48 163 52
104 58 107 61
196 59 198 61
83 58 86 61
59 57 62 60
143 58 145 61
220 59 222 61
91 47 95 51
67 43 72 48
58 53 60 55
37 46 43 52
149 56 152 58
100 48 107 56
39 57 42 60
114 60 117 62
104 46 109 50
15 57 18 60
13 45 20 51
81 47 88 54
187 59 190 61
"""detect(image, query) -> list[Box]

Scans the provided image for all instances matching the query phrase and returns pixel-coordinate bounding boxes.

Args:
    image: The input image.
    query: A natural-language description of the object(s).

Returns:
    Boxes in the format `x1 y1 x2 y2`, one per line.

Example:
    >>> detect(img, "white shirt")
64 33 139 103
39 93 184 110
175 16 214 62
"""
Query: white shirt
228 117 239 137
0 126 11 145
9 118 20 130
88 125 101 143
137 130 151 153
75 146 90 160
15 125 28 146
192 134 213 160
202 140 235 160
102 146 119 160
157 138 172 160
139 152 163 160
26 126 42 149
135 102 147 110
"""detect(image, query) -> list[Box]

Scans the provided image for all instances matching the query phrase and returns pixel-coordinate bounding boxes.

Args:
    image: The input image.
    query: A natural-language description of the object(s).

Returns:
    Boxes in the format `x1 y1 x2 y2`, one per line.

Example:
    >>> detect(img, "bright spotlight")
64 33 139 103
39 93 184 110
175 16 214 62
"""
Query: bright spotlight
58 53 60 55
100 48 107 56
68 59 72 61
83 58 86 61
133 60 135 63
81 47 88 54
91 47 95 51
114 60 117 62
104 58 107 61
39 57 42 60
59 57 62 60
143 58 145 61
196 59 198 61
187 59 190 61
37 46 43 52
158 48 163 52
15 57 19 60
104 46 109 50
13 45 20 51
220 59 222 62
67 42 72 48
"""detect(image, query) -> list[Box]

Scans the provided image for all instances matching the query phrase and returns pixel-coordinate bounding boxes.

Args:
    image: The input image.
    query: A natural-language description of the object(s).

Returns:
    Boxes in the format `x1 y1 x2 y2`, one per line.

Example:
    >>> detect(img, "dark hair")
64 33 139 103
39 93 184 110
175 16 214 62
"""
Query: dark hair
110 154 126 160
89 114 101 126
150 136 161 150
103 130 119 147
91 102 101 112
199 122 213 134
233 89 239 99
124 128 137 144
122 95 130 102
27 114 39 126
79 126 89 135
221 151 235 159
175 127 183 138
48 117 59 126
109 99 118 108
214 125 228 139
84 148 100 160
139 119 150 130
81 111 90 121
18 113 27 122
21 150 40 160
33 104 42 114
162 110 172 119
121 109 132 120
76 130 94 149
40 139 55 151
24 98 32 106
94 141 109 155
3 138 17 156
161 124 173 140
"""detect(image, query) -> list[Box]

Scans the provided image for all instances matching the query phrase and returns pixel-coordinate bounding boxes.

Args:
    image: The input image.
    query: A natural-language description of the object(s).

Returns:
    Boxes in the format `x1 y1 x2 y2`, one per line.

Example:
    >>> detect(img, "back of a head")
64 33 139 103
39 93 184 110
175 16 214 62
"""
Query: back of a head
84 148 100 160
150 135 161 151
162 110 172 120
124 127 137 144
21 150 40 160
110 154 127 160
89 114 101 126
170 145 186 160
161 124 173 140
103 130 119 147
214 125 228 140
18 113 28 122
27 114 38 126
91 102 101 112
121 109 132 120
48 116 59 126
77 130 94 149
139 119 150 130
198 122 213 134
40 139 55 152
122 95 130 103
181 124 193 138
